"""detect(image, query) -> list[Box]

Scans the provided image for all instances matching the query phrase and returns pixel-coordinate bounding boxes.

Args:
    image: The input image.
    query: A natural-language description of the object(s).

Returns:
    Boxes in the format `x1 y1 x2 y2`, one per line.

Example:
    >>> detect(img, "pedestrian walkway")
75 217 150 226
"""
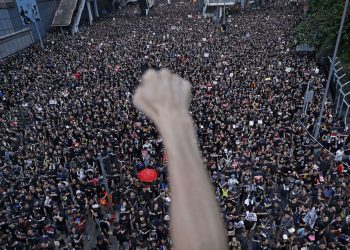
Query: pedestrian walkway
51 0 79 26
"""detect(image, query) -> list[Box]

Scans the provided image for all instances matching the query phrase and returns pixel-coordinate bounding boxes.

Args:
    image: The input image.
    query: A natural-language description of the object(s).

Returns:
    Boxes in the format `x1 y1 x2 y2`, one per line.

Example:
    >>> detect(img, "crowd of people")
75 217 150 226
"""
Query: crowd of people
0 0 349 249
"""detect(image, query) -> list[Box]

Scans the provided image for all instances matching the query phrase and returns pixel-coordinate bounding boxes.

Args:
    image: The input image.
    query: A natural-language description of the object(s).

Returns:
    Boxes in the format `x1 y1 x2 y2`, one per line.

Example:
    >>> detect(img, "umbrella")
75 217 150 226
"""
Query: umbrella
138 168 158 182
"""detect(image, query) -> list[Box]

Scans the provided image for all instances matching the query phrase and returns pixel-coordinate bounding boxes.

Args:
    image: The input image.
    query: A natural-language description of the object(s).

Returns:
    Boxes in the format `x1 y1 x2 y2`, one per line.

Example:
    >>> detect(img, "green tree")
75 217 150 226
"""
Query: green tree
295 0 350 64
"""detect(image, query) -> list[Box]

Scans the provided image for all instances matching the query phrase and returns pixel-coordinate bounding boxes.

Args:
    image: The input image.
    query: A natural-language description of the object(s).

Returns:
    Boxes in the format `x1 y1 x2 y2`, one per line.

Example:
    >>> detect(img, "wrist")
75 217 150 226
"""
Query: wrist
157 112 203 165
157 112 193 135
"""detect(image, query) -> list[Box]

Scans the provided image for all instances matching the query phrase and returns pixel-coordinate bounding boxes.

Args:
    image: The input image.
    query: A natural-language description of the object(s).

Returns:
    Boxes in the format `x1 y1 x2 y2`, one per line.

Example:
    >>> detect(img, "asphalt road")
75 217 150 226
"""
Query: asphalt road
83 212 119 250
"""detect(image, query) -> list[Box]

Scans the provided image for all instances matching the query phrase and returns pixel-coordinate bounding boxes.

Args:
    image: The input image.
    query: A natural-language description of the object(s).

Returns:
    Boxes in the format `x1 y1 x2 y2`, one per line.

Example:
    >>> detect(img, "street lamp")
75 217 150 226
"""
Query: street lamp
217 0 219 22
223 0 226 25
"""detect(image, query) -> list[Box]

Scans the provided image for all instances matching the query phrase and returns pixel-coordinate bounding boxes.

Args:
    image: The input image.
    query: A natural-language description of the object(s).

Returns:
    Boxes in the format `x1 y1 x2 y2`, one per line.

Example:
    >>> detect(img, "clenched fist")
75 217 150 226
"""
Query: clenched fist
133 69 191 125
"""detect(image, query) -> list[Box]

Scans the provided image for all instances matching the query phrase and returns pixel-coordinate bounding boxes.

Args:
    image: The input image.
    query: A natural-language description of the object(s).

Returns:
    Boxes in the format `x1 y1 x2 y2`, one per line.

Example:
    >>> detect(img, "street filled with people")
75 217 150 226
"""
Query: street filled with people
0 0 350 249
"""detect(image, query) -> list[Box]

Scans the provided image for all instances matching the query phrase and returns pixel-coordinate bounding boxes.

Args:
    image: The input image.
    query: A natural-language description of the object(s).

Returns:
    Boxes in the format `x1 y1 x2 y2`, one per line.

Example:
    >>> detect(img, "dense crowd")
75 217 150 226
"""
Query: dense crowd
0 0 349 249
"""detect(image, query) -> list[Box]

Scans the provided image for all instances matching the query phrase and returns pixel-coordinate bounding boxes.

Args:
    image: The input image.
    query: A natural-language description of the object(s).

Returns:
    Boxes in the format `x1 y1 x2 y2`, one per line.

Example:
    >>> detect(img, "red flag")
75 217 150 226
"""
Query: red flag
73 73 81 80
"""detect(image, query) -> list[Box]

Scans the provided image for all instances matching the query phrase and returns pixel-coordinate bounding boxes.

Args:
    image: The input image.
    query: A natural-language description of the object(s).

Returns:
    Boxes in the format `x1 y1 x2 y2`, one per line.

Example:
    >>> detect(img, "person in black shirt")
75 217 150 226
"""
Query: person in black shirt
237 229 250 250
129 232 139 249
53 209 67 235
99 218 110 238
330 216 343 236
156 224 169 242
70 226 83 249
96 234 109 250
314 216 329 241
341 216 350 236
113 224 129 247
76 190 87 213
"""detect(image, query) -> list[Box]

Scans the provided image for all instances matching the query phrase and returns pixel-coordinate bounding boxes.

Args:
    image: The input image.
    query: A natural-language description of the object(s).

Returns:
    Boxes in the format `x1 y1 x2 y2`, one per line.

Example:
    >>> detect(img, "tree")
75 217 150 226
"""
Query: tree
295 0 350 63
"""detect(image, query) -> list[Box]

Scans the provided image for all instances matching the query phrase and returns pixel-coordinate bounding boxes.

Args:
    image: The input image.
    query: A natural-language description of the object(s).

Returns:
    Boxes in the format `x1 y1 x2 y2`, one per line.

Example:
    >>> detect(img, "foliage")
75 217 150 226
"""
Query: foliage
295 0 350 65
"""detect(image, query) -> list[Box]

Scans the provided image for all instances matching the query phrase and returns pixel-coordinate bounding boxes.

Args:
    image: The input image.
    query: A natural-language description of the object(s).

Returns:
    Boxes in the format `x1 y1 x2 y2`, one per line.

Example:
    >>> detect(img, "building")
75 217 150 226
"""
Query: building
0 0 112 59
0 0 60 58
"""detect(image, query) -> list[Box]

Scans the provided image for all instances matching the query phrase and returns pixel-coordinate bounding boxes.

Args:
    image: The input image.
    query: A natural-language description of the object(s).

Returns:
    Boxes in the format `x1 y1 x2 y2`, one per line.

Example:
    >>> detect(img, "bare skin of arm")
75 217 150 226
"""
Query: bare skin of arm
133 69 227 250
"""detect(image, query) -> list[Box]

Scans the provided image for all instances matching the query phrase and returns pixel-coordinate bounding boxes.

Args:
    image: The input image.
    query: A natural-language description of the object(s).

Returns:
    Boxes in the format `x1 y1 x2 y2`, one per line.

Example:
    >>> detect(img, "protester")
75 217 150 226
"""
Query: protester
0 0 349 249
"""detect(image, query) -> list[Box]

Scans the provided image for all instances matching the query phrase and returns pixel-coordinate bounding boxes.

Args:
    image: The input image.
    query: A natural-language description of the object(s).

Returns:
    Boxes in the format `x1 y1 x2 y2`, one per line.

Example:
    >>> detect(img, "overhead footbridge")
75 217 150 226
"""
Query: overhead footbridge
51 0 100 34
51 0 79 26
203 0 244 17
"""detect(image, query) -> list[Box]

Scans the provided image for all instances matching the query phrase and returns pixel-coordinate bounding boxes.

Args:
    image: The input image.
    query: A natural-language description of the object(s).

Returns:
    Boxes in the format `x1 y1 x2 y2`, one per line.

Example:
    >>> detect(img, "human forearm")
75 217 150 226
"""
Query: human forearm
159 114 227 250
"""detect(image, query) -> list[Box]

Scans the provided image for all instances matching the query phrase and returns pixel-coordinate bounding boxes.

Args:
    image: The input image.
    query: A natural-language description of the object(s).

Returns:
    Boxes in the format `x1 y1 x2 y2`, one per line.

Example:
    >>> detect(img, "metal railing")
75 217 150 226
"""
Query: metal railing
297 117 349 169
331 57 350 125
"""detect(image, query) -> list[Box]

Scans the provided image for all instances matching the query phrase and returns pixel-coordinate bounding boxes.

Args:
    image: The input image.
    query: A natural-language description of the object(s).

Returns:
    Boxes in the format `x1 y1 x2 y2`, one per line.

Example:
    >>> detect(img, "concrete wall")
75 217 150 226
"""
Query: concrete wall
0 8 14 36
0 28 33 58
4 0 60 40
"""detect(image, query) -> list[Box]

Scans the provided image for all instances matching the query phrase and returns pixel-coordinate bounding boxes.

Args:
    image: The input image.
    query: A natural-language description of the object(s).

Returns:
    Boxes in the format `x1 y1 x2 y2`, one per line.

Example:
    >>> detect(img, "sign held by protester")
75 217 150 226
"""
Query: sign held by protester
303 207 317 228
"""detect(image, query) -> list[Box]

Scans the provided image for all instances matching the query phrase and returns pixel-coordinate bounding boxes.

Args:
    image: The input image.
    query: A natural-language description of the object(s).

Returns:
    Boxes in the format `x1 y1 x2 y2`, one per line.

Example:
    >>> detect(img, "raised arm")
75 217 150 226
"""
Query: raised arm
133 69 227 250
